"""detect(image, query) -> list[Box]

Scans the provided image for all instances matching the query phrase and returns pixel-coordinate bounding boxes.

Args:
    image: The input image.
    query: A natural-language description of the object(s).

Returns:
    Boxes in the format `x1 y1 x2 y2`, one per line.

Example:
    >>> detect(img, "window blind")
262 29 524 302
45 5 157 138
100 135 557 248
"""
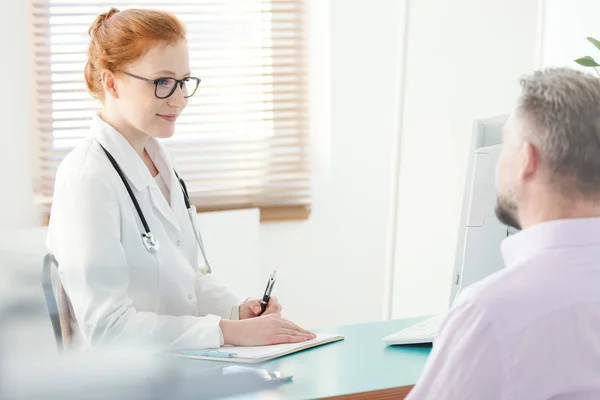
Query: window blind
31 0 310 222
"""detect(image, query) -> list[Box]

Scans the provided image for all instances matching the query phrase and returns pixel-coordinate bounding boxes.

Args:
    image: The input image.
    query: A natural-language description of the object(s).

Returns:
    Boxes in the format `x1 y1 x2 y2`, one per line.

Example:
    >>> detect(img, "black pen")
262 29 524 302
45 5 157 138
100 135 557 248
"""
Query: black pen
258 270 277 316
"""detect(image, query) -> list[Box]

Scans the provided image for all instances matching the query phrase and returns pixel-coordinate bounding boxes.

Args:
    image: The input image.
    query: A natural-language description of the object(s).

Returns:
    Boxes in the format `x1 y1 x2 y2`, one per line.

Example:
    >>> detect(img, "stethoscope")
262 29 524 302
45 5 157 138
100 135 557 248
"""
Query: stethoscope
99 143 212 273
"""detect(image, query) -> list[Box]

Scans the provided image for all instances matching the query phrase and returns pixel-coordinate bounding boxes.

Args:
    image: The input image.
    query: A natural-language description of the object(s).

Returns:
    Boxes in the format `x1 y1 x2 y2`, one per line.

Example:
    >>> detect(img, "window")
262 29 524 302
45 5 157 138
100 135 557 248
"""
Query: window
31 0 310 222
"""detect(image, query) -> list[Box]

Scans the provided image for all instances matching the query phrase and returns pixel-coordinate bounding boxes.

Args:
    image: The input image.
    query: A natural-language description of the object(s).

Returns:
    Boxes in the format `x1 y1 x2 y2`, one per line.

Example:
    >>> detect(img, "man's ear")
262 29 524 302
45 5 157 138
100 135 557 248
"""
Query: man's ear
519 141 538 181
100 69 119 99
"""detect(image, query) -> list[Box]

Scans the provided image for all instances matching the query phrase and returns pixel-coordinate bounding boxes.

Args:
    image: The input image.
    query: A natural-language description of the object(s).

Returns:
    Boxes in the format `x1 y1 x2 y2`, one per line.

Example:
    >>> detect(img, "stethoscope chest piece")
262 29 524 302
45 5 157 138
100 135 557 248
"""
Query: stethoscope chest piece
142 232 160 254
99 142 210 270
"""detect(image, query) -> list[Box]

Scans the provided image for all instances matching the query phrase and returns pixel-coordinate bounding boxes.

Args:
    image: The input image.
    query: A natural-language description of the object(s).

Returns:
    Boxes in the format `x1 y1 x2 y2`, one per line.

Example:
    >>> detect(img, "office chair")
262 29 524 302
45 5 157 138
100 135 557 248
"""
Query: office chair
41 253 77 352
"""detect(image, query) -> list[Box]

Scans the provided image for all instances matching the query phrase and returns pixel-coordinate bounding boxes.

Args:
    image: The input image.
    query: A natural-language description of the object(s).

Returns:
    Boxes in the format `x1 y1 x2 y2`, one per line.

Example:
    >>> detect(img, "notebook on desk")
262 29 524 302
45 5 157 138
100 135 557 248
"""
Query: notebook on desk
170 333 345 364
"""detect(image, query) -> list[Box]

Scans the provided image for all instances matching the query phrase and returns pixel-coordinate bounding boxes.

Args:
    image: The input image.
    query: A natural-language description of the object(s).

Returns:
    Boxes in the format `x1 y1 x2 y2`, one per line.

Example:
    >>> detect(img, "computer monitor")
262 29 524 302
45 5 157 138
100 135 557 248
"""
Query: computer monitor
448 115 518 305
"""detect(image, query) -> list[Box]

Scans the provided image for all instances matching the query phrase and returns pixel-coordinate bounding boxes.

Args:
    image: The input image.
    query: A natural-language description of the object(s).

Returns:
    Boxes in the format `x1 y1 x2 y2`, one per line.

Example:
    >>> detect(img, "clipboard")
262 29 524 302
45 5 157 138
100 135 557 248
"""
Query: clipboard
170 333 345 364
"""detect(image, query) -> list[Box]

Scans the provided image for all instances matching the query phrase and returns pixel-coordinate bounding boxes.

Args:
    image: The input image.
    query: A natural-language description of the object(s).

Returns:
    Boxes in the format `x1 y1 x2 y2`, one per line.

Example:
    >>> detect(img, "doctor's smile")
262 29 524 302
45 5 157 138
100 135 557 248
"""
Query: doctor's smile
157 114 179 123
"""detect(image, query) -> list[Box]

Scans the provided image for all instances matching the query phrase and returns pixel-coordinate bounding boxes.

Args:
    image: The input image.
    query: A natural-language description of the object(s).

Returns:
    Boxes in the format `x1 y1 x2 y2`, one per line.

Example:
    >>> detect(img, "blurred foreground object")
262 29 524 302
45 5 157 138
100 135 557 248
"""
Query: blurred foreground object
0 297 275 400
0 227 275 399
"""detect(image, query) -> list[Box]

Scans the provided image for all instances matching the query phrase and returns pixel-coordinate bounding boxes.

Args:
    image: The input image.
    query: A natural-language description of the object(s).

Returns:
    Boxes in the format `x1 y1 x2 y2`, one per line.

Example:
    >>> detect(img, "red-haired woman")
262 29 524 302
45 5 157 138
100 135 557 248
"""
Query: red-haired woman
47 8 314 351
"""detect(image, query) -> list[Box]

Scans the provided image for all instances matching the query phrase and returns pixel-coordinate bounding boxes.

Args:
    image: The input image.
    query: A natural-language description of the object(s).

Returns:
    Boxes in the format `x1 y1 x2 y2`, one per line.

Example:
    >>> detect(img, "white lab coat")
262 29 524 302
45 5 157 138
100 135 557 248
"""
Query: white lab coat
47 114 241 351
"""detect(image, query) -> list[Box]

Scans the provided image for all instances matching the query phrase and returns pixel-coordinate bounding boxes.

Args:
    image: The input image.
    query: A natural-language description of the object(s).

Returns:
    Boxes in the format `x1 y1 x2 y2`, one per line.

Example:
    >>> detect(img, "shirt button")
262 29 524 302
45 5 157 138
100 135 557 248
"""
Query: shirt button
188 294 193 300
176 240 181 246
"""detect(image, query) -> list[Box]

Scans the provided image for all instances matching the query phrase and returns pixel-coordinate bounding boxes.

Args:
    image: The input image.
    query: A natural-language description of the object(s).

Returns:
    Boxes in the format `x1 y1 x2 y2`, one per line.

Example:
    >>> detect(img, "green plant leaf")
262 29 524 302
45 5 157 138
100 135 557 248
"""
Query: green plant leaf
587 37 600 51
574 56 600 67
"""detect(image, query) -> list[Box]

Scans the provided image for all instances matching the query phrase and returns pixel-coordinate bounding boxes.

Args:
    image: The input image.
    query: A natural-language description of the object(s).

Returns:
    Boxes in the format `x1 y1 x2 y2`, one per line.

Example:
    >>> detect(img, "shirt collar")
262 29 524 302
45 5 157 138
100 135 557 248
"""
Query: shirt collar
501 217 600 267
145 136 185 208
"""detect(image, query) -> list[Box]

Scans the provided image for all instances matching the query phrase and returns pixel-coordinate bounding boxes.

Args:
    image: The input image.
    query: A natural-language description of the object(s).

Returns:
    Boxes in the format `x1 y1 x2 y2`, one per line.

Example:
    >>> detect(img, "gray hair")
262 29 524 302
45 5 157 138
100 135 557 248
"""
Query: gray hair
517 67 600 197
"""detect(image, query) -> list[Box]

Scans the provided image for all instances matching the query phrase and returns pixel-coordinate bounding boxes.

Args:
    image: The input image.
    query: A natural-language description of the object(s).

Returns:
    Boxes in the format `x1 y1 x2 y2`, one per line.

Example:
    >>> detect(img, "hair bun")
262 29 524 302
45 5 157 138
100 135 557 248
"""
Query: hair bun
105 8 120 19
88 7 120 38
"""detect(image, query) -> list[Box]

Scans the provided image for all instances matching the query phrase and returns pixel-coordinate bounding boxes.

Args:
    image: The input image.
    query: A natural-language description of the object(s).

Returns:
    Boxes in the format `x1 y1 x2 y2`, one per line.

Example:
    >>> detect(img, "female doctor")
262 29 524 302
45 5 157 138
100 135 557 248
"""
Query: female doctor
46 7 315 351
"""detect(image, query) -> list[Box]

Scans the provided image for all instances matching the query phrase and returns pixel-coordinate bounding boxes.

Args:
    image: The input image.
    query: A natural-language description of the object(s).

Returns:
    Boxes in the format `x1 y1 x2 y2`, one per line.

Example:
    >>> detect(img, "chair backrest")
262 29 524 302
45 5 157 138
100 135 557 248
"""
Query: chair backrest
41 253 77 352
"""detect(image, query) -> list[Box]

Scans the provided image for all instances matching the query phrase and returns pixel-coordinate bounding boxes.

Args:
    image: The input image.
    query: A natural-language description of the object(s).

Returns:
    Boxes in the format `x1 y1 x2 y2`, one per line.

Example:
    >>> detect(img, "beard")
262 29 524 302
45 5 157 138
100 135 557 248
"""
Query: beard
495 196 522 231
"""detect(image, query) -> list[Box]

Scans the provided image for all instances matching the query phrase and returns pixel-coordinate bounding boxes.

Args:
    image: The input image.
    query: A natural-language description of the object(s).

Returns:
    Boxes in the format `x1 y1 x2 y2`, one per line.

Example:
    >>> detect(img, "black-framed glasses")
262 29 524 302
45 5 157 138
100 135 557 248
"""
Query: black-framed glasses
121 71 201 99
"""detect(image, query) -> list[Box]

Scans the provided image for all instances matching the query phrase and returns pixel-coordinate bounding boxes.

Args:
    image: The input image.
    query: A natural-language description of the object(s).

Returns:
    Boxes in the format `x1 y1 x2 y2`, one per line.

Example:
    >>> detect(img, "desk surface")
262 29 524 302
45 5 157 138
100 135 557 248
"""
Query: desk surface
179 317 432 400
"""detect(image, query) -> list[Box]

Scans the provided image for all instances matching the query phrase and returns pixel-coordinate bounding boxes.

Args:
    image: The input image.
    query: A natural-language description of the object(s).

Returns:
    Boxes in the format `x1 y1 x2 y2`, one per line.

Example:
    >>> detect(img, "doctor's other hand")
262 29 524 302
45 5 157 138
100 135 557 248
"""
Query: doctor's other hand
239 296 282 319
220 314 316 346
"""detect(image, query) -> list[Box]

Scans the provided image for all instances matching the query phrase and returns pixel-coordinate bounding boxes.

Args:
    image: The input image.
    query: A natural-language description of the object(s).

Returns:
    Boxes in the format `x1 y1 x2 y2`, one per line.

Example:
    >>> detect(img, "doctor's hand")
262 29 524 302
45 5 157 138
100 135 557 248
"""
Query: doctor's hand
239 297 282 319
220 314 316 346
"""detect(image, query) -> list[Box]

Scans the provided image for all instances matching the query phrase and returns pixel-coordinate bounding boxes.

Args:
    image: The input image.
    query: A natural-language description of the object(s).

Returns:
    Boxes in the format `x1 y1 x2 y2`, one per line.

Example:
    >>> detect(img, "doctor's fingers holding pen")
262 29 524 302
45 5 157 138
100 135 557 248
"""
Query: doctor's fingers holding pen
239 296 283 319
220 314 316 346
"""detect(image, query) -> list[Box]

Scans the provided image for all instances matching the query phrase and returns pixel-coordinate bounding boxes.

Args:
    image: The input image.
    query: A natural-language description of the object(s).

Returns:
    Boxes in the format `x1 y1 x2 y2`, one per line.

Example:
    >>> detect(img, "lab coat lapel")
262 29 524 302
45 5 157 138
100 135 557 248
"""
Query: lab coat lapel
91 114 182 235
146 138 186 235
90 114 151 193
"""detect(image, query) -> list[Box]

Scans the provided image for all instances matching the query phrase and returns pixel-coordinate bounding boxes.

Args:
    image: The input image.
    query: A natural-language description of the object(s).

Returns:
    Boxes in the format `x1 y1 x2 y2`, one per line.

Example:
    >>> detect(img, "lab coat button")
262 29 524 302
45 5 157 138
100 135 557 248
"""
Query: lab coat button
188 294 193 300
176 240 181 246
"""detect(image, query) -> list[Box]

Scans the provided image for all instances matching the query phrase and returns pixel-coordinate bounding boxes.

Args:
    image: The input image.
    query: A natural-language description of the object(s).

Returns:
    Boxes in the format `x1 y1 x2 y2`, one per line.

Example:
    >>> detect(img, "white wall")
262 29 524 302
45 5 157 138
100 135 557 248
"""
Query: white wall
260 0 407 329
0 0 35 229
390 0 542 318
196 209 262 298
542 0 600 69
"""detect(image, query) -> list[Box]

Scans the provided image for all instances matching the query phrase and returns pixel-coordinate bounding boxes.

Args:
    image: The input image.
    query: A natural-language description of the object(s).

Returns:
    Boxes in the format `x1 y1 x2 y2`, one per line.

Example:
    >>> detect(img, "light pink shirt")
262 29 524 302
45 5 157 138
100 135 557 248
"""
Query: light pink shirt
407 218 600 400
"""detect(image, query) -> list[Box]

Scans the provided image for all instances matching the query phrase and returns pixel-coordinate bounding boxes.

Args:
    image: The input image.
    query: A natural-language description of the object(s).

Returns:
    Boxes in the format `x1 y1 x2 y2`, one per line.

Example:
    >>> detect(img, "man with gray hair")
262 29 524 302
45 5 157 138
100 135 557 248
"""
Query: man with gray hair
407 68 600 400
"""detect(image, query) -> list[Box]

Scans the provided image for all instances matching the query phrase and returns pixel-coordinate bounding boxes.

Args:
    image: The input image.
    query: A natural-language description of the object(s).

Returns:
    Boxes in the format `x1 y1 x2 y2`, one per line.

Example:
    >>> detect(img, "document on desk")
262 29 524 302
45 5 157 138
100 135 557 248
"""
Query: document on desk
171 333 345 364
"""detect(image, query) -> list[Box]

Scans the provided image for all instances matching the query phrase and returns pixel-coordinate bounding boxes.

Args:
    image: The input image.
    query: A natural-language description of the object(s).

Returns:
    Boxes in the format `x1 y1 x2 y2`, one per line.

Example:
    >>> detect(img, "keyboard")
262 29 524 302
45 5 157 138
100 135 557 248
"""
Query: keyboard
381 314 445 345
